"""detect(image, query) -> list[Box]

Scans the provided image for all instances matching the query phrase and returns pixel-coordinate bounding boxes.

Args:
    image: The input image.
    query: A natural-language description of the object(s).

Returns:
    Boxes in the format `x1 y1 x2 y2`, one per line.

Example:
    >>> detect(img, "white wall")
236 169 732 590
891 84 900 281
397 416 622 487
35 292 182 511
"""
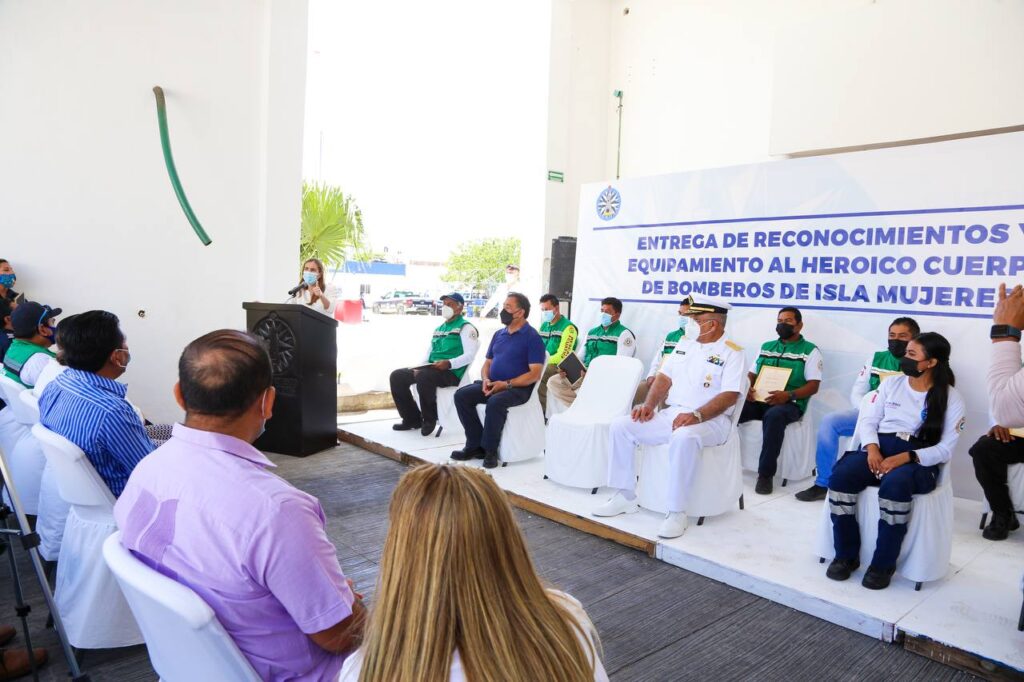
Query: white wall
0 0 308 422
770 0 1024 154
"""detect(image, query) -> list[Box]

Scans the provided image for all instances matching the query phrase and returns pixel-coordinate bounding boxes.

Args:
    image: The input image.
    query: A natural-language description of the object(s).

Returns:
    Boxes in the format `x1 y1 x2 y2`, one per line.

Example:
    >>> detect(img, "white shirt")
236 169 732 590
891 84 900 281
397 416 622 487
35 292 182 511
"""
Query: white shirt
989 341 1024 429
660 336 746 414
748 345 824 382
18 351 54 388
287 283 339 317
421 322 480 371
337 590 608 682
855 374 965 467
31 357 65 396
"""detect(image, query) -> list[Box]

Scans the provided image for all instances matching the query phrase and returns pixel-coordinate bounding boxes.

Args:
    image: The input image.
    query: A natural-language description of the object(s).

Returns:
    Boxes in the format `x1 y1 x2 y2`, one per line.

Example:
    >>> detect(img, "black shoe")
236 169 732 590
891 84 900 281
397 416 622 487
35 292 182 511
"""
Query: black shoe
420 421 437 437
861 565 896 590
982 512 1021 541
755 475 773 495
795 484 827 502
482 452 499 469
393 421 421 431
826 557 860 581
451 447 484 461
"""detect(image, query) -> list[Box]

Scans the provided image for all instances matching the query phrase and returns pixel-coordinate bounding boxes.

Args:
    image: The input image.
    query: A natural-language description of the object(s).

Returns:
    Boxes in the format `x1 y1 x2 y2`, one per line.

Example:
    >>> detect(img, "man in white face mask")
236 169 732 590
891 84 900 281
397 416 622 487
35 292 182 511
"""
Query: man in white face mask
389 293 480 436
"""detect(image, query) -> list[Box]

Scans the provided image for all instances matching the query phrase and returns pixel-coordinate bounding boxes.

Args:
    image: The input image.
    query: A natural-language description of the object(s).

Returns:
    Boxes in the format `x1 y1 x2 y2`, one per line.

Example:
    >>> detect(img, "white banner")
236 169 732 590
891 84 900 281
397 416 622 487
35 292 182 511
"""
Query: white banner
572 132 1024 500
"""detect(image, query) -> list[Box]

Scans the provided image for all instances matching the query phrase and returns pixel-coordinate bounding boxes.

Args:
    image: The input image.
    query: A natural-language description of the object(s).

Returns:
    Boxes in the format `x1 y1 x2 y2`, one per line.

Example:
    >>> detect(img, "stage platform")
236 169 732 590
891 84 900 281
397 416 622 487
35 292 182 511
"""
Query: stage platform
338 413 1024 678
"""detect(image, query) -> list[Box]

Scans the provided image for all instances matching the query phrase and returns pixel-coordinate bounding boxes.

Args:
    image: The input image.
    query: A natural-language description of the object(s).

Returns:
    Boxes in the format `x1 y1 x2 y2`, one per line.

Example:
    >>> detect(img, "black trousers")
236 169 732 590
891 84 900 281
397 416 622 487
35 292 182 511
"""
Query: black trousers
738 400 803 477
389 367 459 425
454 381 533 453
969 435 1024 515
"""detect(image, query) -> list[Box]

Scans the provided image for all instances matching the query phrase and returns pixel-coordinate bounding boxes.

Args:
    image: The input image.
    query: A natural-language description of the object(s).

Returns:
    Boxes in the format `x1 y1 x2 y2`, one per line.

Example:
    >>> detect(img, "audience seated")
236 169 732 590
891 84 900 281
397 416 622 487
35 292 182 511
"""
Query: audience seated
796 316 920 502
826 332 964 590
536 293 579 414
451 293 545 468
739 306 822 495
38 311 154 497
547 297 636 411
114 329 365 681
0 259 19 304
338 464 607 682
971 282 1024 540
2 301 60 389
594 297 743 538
634 299 690 407
389 292 479 436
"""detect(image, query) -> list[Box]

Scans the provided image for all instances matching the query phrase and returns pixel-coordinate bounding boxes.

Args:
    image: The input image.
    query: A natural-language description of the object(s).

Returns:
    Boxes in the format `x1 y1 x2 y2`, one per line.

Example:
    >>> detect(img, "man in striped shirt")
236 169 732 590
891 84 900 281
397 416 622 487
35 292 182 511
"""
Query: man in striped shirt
39 310 154 497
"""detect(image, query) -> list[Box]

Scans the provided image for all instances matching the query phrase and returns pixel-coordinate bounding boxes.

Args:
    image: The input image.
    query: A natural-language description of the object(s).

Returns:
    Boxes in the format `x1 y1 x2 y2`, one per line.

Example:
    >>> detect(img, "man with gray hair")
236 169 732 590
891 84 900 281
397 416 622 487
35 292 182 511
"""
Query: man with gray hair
594 296 745 539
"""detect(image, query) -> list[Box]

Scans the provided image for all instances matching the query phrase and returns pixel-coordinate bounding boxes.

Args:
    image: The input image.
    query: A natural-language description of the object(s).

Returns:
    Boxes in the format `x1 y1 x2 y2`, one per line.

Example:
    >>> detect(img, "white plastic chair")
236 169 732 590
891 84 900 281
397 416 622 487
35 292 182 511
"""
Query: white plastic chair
739 413 814 485
636 378 750 523
0 377 31 456
0 376 44 515
21 389 68 560
31 424 142 648
411 369 473 438
103 532 260 682
544 356 643 491
816 461 953 590
474 380 547 465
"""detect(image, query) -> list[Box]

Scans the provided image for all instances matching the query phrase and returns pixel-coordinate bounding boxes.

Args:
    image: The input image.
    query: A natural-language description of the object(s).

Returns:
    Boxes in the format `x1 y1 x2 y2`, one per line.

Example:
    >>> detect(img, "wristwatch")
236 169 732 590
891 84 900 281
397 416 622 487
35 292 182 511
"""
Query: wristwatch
506 380 513 390
990 324 1022 341
693 410 704 423
908 451 919 464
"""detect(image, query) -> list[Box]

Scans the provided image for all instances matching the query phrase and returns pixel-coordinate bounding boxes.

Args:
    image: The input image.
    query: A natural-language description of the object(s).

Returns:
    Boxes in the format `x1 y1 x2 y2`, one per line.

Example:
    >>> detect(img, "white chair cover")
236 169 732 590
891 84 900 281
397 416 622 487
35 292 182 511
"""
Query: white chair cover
979 463 1024 529
0 407 27 463
411 370 473 438
0 378 44 515
816 462 953 585
543 356 644 489
637 379 750 518
32 424 142 648
739 414 814 482
103 532 261 682
15 385 69 559
475 379 547 464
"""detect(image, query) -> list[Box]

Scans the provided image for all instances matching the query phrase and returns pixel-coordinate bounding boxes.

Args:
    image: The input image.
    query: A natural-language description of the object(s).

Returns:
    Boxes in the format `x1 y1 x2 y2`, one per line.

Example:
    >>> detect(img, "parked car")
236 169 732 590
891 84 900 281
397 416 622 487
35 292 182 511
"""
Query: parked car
371 290 436 315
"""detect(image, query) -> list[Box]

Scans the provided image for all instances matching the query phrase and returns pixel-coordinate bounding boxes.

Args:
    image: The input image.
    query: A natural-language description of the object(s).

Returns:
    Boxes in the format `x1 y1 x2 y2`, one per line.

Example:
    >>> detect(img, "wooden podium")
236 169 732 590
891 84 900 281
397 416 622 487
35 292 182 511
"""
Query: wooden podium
243 302 338 456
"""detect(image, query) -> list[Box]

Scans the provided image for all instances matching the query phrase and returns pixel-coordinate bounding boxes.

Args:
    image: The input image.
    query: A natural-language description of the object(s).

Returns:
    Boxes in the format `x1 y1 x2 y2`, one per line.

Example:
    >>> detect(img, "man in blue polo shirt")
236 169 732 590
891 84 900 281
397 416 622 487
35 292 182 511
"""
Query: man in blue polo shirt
452 292 545 468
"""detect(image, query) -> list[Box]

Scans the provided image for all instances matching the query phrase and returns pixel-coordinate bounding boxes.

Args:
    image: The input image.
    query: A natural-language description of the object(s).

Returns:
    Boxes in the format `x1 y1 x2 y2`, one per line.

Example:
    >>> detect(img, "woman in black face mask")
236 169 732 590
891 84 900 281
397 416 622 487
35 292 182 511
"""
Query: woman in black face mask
825 332 964 590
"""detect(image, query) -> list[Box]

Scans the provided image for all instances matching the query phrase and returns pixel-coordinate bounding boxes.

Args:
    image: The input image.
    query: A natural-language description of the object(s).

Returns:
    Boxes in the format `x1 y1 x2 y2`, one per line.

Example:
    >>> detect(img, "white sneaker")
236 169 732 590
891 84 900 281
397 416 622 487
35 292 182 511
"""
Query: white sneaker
657 512 689 538
592 492 639 517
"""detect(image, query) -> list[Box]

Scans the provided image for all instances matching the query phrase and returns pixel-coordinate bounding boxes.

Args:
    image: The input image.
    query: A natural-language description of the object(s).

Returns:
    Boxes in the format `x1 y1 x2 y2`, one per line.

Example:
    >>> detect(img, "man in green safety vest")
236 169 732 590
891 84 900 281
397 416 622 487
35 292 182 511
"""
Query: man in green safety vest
546 296 636 414
2 301 61 389
389 293 480 437
634 300 690 407
795 317 920 502
740 306 823 495
535 293 579 414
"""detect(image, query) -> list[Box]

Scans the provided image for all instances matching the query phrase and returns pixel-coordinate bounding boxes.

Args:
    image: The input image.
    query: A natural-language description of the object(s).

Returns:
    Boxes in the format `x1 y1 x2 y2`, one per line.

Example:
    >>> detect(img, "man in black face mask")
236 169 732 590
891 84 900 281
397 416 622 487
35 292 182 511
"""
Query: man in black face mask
796 317 920 502
451 293 546 468
739 307 823 494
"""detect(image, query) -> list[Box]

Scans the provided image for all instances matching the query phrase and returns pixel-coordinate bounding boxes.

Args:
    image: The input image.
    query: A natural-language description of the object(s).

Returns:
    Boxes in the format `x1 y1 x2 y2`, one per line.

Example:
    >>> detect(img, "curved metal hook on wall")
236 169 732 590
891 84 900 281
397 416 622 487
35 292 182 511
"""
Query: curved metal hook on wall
152 86 212 246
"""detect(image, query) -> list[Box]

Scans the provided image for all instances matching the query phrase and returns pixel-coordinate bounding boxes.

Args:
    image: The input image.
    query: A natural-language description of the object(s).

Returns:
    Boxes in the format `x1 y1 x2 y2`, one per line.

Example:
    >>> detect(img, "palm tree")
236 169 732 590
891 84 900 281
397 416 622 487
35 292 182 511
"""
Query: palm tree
300 181 368 268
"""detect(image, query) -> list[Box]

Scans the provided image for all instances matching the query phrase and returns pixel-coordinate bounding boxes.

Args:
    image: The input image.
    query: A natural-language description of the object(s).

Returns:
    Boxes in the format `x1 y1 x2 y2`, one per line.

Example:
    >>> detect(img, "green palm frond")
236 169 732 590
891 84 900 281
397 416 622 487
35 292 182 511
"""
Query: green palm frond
300 181 368 268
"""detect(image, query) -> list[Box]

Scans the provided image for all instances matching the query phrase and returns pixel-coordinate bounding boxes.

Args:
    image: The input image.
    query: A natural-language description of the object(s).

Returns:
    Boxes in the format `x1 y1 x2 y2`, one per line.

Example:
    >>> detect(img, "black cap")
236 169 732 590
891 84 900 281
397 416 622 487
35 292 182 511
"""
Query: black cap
440 292 465 305
11 301 62 338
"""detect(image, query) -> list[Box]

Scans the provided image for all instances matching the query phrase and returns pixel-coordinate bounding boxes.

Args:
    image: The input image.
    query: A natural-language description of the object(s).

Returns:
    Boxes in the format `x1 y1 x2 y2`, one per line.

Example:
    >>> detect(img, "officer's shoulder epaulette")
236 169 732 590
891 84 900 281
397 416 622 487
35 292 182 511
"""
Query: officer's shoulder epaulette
725 340 743 352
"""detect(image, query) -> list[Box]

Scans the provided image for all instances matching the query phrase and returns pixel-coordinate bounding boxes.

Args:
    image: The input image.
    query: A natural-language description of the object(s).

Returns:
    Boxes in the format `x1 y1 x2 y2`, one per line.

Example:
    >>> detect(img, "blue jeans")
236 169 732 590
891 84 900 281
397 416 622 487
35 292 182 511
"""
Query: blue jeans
814 409 858 487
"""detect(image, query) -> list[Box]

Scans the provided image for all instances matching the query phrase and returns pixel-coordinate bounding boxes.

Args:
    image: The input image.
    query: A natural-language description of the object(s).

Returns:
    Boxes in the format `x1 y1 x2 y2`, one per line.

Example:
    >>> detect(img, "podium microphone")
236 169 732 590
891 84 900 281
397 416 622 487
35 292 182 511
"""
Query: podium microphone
287 282 309 297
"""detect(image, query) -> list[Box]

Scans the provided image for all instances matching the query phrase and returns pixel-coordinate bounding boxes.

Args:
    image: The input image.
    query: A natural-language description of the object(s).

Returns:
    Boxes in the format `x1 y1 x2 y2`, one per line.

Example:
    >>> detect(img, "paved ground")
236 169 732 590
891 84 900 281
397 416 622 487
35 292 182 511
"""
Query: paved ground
1 442 978 681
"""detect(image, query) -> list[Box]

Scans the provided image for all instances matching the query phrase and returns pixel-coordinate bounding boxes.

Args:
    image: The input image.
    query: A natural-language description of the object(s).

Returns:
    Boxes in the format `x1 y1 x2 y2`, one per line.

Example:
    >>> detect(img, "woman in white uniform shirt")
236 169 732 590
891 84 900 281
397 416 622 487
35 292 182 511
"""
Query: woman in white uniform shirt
826 332 964 590
339 464 608 682
288 258 337 317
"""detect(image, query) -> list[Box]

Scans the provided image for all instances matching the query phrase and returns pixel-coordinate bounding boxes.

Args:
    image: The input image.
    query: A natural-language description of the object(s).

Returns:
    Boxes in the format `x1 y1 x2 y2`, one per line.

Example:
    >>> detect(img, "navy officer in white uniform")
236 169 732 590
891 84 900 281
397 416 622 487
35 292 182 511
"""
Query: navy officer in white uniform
594 296 746 538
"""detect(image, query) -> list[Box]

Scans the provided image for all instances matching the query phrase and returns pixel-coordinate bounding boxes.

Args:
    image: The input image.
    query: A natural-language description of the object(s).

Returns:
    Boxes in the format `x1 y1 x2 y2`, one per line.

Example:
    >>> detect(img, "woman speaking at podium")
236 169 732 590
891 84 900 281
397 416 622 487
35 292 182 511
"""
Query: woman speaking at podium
287 258 337 317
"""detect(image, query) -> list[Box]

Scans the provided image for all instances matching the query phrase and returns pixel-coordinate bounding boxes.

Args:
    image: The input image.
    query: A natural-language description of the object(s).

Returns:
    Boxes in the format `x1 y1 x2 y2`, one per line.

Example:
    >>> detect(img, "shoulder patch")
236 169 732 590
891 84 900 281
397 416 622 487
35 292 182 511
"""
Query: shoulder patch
622 335 634 347
466 327 479 339
818 358 824 371
725 340 742 352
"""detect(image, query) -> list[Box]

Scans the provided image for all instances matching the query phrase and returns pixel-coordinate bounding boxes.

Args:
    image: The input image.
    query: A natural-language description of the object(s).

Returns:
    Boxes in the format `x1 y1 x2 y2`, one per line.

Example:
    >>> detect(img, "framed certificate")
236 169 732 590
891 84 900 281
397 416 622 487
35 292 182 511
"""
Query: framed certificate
753 366 792 402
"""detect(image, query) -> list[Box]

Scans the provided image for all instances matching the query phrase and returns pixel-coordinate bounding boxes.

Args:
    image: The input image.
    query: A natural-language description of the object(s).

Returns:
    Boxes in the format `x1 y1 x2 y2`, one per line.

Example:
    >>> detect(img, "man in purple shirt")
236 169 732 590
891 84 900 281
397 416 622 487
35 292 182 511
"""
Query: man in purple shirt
114 330 365 681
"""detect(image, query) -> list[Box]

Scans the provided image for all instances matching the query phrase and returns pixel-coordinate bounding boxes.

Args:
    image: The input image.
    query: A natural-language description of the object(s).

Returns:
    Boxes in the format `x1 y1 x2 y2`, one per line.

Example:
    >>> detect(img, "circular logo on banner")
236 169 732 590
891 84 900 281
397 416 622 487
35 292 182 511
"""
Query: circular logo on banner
596 186 621 221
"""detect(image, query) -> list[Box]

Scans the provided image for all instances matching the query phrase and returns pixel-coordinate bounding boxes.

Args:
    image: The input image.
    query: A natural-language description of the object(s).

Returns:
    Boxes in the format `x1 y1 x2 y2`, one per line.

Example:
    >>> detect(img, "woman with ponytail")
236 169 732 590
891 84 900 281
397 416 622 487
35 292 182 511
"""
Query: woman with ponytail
339 464 608 682
825 332 965 590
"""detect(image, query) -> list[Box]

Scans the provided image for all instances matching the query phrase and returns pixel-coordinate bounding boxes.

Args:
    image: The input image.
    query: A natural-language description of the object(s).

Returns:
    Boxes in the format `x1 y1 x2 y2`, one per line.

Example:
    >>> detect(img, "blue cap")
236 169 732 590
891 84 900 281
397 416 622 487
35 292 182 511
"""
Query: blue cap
11 301 62 338
440 292 465 305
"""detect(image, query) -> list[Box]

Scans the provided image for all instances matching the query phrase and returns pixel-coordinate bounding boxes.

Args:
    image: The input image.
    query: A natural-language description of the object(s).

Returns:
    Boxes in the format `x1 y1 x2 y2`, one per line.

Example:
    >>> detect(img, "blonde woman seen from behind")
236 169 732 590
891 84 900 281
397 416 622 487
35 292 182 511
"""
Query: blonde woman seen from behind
339 464 608 682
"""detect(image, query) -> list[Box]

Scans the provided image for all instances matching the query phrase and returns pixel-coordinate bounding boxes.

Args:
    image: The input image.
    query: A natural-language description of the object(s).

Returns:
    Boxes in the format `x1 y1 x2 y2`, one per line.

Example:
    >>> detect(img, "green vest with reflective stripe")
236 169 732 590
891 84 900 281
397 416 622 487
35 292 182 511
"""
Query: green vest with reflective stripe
428 316 475 380
539 317 578 363
2 339 55 388
753 336 819 413
583 321 632 367
661 328 684 355
868 350 901 392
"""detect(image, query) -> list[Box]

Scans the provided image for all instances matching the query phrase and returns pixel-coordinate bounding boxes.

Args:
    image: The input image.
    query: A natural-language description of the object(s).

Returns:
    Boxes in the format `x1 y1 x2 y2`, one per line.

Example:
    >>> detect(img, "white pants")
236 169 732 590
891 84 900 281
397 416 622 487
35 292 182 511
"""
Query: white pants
608 406 731 512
